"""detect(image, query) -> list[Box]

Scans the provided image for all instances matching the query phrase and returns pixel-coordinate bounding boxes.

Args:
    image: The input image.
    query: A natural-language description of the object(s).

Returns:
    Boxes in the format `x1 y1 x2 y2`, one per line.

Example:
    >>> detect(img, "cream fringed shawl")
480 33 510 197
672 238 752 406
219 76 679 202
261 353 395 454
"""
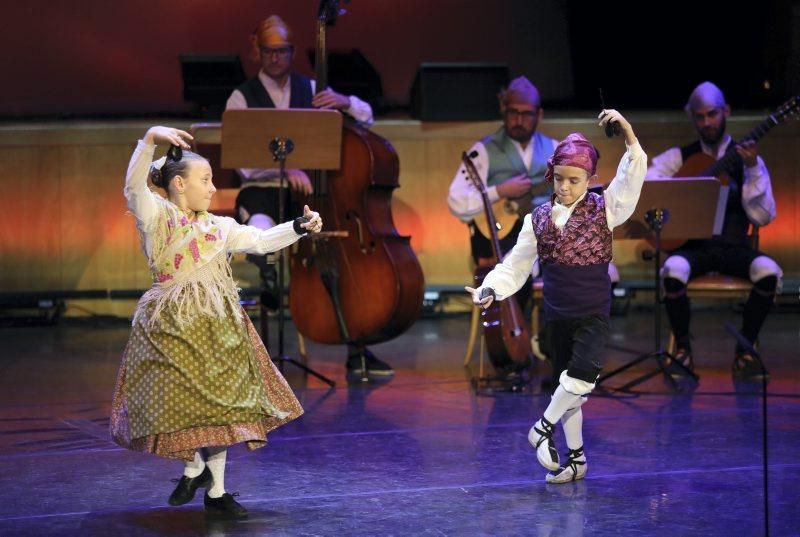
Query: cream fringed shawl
132 197 242 327
124 141 302 328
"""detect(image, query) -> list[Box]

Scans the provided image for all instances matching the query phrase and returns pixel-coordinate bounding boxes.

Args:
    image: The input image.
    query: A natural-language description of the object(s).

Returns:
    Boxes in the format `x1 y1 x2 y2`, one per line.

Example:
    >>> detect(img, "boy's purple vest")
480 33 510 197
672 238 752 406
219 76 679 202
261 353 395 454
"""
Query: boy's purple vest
531 192 612 321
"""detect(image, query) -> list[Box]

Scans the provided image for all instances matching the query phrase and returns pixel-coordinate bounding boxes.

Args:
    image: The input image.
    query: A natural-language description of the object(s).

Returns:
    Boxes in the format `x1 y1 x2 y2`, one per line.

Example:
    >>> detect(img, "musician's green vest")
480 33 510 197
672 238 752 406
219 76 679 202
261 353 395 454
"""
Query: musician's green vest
481 128 555 207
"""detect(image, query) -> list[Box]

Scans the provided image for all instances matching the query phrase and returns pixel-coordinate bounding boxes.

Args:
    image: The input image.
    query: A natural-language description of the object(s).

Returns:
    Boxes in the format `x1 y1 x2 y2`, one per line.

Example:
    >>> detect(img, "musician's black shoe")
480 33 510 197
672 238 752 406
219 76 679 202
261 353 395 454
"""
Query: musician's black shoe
664 348 694 379
346 348 394 377
168 466 211 506
247 255 280 310
204 492 248 518
732 352 769 381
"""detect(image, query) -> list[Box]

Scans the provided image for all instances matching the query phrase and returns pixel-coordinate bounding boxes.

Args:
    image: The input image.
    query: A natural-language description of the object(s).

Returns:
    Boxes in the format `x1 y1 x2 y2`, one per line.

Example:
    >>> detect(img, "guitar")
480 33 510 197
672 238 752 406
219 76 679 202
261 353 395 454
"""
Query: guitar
471 181 550 241
676 95 800 181
461 151 532 372
655 95 800 251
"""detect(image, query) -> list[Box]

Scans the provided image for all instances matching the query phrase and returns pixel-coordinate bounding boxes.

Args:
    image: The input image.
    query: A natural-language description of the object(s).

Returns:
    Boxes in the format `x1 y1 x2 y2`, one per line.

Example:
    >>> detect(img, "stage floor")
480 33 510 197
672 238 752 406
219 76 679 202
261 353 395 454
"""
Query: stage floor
0 308 798 536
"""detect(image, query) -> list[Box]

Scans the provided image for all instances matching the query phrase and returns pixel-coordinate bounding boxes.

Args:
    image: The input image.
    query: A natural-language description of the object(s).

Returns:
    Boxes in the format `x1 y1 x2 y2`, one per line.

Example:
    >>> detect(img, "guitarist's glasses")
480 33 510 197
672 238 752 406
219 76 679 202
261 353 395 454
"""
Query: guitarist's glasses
505 107 539 120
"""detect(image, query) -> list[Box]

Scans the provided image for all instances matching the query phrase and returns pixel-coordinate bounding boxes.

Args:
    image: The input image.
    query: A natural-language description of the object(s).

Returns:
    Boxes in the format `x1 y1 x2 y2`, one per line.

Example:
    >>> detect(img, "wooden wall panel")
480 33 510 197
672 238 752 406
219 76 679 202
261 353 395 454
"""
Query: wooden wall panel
0 146 62 290
1 115 797 318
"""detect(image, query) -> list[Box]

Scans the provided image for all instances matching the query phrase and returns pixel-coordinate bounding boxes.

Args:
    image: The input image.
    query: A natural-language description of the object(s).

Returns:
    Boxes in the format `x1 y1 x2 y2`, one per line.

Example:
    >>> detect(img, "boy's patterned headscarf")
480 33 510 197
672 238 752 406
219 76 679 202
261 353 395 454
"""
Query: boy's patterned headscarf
544 133 599 183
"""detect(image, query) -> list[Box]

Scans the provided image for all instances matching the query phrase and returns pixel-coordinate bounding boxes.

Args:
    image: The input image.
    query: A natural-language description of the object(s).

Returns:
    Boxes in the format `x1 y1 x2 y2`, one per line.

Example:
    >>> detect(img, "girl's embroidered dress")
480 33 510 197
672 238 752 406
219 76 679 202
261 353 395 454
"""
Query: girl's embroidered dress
110 141 303 461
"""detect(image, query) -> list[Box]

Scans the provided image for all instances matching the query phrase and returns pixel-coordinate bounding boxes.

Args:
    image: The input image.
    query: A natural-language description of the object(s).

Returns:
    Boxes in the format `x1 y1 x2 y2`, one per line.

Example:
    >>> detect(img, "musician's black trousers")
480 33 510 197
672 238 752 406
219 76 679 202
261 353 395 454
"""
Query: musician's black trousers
546 314 609 391
663 241 778 352
235 184 295 224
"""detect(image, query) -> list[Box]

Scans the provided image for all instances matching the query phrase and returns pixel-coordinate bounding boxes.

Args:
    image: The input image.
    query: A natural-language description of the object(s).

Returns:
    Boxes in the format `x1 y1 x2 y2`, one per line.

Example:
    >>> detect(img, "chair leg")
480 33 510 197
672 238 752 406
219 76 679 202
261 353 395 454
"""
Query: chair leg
464 306 480 366
667 333 675 355
297 333 307 363
530 301 547 361
478 334 486 378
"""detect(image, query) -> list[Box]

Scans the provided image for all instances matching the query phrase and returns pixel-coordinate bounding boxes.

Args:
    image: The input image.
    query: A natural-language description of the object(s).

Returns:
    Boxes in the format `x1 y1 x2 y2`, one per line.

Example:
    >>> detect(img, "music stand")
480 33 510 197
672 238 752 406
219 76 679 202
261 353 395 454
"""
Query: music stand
599 177 722 391
222 108 343 387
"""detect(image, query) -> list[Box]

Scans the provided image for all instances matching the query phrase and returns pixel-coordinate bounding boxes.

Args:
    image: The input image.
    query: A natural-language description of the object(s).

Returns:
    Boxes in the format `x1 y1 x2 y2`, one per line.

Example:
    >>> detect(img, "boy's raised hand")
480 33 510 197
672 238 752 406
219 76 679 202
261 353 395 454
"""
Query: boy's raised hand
598 109 637 145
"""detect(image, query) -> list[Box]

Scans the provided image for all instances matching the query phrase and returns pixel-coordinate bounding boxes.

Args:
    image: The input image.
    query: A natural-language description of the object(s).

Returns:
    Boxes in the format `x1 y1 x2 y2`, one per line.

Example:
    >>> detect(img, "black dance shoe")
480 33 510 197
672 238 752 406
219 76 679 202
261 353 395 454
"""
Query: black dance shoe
732 352 769 381
204 492 248 518
167 466 212 506
664 348 694 379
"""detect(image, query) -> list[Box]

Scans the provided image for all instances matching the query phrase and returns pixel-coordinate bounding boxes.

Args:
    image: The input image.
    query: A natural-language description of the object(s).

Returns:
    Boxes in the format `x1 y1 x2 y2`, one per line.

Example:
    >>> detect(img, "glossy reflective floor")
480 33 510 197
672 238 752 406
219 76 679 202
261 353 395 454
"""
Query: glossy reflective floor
0 308 798 536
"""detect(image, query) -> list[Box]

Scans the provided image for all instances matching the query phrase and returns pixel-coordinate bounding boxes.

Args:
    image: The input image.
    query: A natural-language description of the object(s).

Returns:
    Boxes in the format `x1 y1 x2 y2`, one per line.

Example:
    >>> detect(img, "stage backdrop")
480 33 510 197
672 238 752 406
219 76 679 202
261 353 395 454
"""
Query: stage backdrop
1 0 573 117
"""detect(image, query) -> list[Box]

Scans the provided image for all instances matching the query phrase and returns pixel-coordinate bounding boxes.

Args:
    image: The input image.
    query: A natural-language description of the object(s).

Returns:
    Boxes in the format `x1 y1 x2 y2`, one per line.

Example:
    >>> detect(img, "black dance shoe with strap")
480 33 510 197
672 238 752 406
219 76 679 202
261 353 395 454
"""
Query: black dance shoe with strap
204 492 248 518
168 466 212 506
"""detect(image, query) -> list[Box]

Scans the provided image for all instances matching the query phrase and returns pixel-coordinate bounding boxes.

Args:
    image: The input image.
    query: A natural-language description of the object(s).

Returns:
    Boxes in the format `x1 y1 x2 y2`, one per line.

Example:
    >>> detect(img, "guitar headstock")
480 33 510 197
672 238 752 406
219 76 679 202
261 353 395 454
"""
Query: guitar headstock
317 0 348 25
461 151 486 195
774 95 800 124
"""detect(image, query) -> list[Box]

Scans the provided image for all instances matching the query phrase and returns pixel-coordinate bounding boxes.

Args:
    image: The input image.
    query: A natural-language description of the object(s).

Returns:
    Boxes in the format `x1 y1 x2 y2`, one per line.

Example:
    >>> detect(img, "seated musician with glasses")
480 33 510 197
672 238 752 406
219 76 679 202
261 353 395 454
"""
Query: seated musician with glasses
226 14 373 241
448 76 558 269
448 77 559 334
226 15 392 377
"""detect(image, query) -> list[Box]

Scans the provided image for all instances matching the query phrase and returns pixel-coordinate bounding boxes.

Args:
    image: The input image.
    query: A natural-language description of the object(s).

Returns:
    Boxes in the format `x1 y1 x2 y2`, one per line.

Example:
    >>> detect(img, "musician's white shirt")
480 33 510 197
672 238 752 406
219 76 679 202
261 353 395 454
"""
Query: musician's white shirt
226 71 374 184
646 135 776 226
447 136 559 223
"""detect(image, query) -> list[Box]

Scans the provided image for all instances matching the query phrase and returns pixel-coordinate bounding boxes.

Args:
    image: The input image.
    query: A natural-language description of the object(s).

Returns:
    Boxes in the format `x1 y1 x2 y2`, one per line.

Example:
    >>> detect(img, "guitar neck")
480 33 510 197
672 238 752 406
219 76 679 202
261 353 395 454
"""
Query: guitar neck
708 115 777 176
479 191 504 261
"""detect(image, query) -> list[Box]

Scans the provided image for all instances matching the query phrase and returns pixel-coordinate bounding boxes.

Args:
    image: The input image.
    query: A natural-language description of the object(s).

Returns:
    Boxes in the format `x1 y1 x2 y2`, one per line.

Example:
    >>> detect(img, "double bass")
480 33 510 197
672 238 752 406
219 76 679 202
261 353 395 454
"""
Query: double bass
289 1 425 346
461 151 532 372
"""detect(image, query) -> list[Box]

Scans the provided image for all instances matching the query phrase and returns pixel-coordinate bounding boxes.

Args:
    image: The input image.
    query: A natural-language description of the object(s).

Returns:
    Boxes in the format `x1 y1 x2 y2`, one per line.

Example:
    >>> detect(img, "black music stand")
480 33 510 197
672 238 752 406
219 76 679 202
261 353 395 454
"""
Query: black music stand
222 108 343 387
599 177 723 391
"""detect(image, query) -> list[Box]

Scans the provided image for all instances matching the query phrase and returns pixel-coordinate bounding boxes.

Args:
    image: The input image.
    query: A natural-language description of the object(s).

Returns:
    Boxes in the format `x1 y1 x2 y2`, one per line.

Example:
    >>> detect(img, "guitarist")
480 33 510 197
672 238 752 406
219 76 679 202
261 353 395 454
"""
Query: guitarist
647 81 782 380
448 76 558 270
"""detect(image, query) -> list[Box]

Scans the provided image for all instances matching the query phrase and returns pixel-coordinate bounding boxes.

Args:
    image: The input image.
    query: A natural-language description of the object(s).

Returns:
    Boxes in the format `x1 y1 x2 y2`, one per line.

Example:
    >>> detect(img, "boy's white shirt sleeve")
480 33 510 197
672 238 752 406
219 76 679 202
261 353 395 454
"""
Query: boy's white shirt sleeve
223 218 303 255
604 141 648 229
447 141 501 222
123 141 162 233
741 157 777 226
479 214 538 300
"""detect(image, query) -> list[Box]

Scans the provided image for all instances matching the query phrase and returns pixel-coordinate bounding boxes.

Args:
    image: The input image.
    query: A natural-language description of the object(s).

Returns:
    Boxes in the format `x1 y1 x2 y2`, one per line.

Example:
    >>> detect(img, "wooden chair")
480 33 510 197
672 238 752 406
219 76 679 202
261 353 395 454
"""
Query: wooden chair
665 226 759 353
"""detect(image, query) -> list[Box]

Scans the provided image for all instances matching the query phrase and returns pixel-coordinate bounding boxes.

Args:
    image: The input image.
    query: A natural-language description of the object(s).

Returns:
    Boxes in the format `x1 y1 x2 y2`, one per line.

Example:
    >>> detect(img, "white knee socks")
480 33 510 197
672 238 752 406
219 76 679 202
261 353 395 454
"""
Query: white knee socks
543 385 583 425
183 450 205 478
560 399 587 451
205 447 228 498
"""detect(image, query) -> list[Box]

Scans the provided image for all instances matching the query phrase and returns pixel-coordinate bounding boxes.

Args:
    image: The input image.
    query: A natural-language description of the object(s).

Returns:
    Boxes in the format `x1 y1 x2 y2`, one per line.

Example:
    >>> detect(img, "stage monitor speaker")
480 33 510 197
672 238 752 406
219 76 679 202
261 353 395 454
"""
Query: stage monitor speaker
410 63 509 121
